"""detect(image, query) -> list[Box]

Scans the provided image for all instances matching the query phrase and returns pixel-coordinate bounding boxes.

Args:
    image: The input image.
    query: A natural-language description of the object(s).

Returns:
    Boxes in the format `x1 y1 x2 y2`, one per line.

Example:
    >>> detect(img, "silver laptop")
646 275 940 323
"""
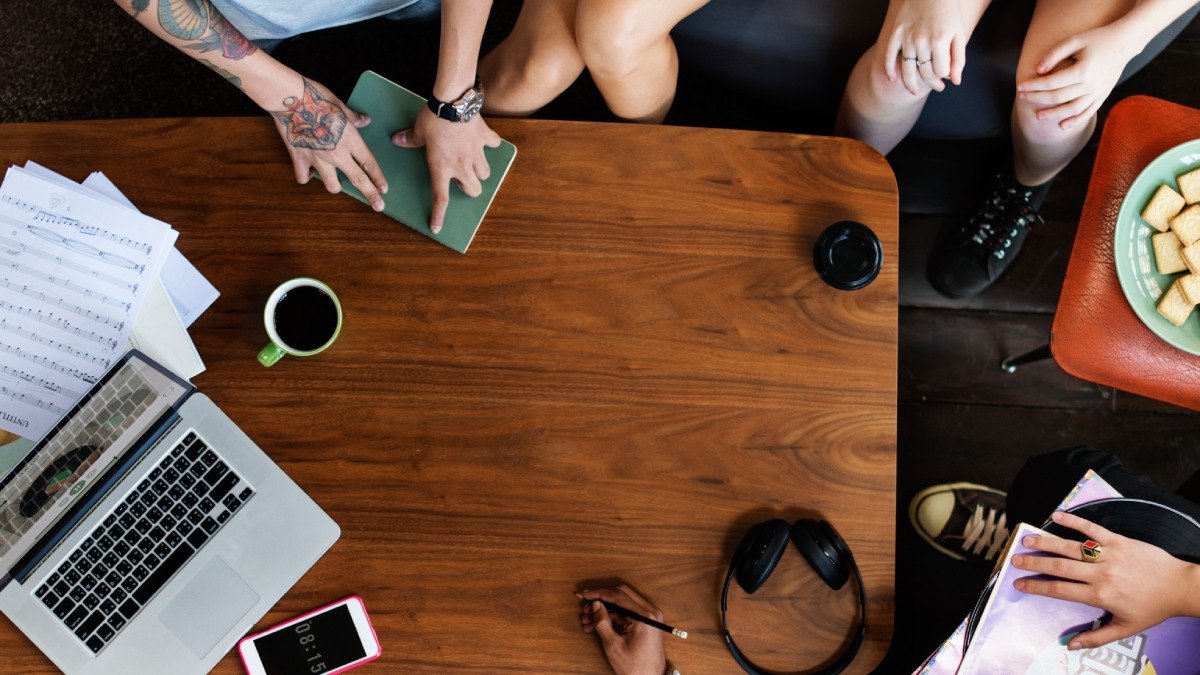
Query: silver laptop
0 350 340 673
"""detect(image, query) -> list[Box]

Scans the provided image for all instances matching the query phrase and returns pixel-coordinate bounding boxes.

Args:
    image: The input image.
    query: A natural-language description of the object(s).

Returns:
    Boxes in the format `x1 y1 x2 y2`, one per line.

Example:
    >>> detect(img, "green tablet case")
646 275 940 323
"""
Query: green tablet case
339 70 517 253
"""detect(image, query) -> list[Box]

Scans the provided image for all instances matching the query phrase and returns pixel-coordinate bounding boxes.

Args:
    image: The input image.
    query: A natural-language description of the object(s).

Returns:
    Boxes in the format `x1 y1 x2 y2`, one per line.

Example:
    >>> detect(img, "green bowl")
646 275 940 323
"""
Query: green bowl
1114 139 1200 355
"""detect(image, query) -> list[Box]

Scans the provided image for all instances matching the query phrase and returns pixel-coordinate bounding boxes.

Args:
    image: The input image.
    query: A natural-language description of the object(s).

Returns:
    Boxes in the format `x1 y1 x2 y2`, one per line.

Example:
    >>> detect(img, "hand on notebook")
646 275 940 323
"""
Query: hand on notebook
578 585 667 675
267 76 389 213
392 107 502 234
1011 510 1200 650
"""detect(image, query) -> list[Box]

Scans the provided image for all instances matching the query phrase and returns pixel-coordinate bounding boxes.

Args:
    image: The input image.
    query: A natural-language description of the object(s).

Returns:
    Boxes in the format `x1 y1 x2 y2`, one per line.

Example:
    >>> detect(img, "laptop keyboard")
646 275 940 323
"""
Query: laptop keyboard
32 430 256 655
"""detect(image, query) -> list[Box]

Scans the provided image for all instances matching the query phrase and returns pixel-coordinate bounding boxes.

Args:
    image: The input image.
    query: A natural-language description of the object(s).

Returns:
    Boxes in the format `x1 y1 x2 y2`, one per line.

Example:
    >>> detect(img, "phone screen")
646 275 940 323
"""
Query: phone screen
253 604 366 674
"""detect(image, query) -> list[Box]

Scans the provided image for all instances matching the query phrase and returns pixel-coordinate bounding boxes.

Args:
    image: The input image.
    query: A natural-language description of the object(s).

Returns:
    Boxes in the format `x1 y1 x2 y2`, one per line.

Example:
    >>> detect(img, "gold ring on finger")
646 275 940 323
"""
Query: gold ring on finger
1081 539 1102 563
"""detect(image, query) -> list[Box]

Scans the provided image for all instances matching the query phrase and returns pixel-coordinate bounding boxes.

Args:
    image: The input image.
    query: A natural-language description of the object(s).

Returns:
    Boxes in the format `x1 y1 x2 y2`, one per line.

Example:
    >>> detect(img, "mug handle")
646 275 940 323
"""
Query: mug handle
258 342 286 367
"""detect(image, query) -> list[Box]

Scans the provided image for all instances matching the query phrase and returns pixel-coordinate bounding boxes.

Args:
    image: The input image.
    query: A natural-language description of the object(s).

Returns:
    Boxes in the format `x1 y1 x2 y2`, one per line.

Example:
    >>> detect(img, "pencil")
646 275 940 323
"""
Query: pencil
574 593 688 639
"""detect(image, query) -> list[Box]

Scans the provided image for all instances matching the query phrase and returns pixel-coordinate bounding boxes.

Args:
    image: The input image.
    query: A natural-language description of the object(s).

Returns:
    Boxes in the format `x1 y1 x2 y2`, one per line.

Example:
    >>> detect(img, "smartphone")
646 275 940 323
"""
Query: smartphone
238 596 381 675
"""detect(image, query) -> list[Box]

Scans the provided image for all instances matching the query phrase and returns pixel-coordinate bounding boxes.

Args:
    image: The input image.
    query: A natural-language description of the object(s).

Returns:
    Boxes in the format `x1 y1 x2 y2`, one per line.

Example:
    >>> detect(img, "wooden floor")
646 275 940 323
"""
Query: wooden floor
4 1 1200 672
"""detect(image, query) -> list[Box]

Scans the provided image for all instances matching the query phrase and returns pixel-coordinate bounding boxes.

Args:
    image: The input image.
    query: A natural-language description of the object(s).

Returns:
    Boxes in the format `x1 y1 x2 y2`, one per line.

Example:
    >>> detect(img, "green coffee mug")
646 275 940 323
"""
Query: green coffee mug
258 278 343 367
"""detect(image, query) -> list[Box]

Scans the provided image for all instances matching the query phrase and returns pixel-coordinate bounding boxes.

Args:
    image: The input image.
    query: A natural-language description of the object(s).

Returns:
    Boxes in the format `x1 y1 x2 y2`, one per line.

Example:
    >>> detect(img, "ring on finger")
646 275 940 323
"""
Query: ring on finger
903 55 919 62
1080 539 1102 563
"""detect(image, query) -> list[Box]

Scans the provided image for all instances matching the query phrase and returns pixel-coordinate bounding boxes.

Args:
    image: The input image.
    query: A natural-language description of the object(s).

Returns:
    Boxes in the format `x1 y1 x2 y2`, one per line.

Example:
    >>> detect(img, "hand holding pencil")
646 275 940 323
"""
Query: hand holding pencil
577 585 676 675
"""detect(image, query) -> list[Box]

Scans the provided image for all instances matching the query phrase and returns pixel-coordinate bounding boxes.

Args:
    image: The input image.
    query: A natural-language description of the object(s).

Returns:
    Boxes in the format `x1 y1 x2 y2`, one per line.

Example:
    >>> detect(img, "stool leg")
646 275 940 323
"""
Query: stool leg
1000 344 1052 374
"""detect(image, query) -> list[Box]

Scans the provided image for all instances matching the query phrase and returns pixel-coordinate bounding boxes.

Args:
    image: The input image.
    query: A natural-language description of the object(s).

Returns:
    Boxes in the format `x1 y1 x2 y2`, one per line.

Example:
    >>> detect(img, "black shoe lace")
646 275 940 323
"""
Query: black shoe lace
965 175 1045 260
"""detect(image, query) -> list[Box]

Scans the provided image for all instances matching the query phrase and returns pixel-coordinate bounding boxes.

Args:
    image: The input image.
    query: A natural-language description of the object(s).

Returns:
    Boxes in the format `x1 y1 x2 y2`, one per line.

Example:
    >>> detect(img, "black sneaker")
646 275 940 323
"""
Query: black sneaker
909 482 1010 564
927 172 1047 298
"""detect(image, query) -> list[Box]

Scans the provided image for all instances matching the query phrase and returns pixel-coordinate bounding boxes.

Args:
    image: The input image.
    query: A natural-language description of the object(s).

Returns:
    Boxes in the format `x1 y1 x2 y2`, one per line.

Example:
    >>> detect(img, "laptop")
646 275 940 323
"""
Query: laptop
0 350 340 673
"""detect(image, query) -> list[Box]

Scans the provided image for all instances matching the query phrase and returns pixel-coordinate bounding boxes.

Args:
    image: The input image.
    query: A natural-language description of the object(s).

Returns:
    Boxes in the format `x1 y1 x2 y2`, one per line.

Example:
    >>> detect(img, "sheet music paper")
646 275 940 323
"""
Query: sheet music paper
0 167 176 439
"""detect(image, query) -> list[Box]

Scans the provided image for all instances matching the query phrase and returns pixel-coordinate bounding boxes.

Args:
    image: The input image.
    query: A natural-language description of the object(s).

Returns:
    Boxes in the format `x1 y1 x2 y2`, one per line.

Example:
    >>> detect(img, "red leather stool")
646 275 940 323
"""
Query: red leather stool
1041 96 1200 411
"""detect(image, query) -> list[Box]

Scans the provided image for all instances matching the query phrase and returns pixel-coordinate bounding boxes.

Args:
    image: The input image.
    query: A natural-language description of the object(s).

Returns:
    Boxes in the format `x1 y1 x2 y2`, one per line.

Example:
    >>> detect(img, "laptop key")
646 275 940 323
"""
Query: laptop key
148 466 163 481
186 510 203 525
42 592 59 608
131 566 149 582
170 504 188 520
151 478 169 495
184 439 203 460
145 553 161 568
222 495 241 511
148 526 166 541
102 552 120 568
186 528 208 549
84 547 102 563
64 605 88 630
68 549 83 563
85 635 104 654
76 558 93 575
147 507 164 522
133 543 194 605
202 462 227 486
181 492 198 508
183 431 196 445
122 529 139 545
210 473 239 501
166 531 182 547
79 575 97 591
120 577 138 593
105 571 122 588
129 502 147 517
99 599 117 616
238 487 253 501
78 611 105 638
176 519 195 537
47 572 61 586
109 615 127 632
200 497 216 513
136 538 154 554
35 584 49 598
118 598 139 620
53 581 70 596
69 587 87 602
217 510 230 524
82 593 100 611
95 622 116 642
53 597 74 619
187 462 206 478
64 570 81 585
164 468 181 483
161 514 178 530
97 535 114 550
153 542 172 559
114 503 128 516
96 581 112 596
200 517 219 535
113 541 130 557
179 473 197 489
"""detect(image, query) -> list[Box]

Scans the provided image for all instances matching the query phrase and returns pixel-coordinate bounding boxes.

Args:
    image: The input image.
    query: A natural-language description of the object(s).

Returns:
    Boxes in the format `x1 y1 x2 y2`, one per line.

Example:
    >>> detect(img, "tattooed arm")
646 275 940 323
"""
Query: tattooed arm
115 0 388 210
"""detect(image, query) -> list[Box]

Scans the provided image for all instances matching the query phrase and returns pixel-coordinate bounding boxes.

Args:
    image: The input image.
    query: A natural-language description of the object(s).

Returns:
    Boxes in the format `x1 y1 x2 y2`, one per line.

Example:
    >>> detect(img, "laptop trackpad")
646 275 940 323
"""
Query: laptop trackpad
159 556 260 658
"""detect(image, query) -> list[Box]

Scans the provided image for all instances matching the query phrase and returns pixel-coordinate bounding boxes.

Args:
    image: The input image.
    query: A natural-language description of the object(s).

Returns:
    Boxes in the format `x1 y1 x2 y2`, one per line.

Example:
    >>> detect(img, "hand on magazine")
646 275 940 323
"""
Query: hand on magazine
1010 510 1199 649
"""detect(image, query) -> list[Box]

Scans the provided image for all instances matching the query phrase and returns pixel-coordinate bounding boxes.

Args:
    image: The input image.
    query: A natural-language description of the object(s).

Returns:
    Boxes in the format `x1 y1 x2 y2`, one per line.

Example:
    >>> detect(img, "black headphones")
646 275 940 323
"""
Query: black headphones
721 518 867 674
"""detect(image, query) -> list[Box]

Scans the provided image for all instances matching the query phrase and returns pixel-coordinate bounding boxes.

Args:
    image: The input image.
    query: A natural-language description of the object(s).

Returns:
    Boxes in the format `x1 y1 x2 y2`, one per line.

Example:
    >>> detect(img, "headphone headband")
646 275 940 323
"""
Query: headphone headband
720 519 867 675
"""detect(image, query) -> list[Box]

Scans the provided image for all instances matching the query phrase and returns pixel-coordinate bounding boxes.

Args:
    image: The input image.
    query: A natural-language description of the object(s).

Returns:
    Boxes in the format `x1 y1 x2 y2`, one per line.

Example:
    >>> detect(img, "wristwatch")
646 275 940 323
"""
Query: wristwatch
427 77 484 123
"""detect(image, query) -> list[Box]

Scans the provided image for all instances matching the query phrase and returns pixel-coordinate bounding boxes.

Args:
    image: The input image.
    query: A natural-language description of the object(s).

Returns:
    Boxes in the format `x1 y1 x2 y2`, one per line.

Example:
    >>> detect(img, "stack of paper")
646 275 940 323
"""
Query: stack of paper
0 162 218 441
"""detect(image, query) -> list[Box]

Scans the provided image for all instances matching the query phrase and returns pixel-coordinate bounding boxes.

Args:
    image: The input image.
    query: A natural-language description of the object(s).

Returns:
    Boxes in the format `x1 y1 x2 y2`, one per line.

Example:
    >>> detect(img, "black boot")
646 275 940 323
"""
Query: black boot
928 172 1048 299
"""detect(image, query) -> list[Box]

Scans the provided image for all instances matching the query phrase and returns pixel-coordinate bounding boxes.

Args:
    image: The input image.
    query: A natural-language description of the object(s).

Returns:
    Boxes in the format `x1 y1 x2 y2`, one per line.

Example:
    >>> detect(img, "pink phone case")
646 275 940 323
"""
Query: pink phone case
237 595 382 675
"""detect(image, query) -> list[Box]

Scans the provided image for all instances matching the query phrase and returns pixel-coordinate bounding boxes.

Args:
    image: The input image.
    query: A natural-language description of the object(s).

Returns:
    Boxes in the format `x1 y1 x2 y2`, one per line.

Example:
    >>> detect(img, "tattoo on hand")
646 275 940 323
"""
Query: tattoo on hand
199 59 242 89
156 0 257 60
131 0 149 16
269 79 348 152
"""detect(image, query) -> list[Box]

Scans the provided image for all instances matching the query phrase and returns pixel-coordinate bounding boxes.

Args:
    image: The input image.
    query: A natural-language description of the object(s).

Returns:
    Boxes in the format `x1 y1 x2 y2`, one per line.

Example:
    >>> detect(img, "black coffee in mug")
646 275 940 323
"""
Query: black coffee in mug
272 285 339 352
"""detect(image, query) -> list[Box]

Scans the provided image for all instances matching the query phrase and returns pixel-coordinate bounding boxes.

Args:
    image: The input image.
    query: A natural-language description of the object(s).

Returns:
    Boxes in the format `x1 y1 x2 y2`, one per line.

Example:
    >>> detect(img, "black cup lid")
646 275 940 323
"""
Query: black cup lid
813 221 882 291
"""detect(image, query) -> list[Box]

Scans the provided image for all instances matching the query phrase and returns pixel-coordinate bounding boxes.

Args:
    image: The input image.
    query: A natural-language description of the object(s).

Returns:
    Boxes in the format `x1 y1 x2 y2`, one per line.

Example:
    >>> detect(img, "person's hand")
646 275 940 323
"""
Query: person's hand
1012 510 1198 650
577 585 667 675
880 0 968 95
392 107 502 233
267 77 388 212
1017 24 1134 130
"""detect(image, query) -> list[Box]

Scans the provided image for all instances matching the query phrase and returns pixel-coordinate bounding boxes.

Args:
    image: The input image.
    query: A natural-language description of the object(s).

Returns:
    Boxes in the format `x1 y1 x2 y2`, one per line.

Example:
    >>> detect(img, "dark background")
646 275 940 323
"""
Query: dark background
3 1 1200 672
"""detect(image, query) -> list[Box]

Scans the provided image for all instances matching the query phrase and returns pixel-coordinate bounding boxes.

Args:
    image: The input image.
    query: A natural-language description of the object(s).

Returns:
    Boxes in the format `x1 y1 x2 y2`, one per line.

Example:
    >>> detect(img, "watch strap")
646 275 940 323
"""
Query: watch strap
427 77 481 122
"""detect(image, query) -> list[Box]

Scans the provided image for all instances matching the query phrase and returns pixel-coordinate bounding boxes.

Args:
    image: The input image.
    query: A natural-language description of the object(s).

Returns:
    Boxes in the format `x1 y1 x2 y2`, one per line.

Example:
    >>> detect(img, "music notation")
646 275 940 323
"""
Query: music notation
0 233 139 290
0 343 99 383
0 258 132 312
0 278 124 331
0 363 83 400
2 194 155 255
0 300 119 350
0 384 65 415
0 319 115 367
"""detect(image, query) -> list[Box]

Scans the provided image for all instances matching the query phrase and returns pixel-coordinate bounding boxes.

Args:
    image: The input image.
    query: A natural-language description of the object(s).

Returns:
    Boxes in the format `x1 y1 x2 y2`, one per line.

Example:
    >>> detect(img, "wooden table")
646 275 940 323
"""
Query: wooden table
0 118 898 673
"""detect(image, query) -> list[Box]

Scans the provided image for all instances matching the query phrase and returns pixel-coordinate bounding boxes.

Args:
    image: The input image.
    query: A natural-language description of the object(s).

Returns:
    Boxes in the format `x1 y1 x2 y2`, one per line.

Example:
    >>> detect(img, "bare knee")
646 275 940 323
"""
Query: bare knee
853 43 932 108
1012 98 1087 146
575 0 661 80
518 36 585 92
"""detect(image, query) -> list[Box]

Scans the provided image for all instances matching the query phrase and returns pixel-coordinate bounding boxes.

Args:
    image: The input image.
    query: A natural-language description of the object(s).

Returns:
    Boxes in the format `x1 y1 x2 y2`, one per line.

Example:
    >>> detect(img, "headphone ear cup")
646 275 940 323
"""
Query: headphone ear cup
733 519 792 595
790 518 851 591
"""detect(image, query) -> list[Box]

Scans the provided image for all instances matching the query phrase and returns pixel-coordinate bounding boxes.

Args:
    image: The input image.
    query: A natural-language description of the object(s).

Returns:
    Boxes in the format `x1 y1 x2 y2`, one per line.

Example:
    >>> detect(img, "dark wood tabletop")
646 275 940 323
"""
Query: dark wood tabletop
0 117 897 673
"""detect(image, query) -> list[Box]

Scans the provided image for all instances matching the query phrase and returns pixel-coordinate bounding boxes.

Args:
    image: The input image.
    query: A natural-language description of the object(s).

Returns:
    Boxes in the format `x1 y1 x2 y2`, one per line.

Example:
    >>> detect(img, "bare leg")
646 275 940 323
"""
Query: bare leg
479 0 585 117
836 0 991 155
574 0 710 123
1011 0 1136 186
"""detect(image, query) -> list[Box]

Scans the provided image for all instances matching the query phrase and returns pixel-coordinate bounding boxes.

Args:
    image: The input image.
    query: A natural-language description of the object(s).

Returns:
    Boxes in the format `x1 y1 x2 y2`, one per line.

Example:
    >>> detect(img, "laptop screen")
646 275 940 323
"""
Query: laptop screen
0 352 189 572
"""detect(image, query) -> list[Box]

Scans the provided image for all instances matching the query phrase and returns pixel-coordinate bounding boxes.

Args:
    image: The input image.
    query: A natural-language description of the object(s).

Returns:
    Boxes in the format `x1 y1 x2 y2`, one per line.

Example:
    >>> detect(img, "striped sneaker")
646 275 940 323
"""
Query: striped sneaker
909 482 1010 563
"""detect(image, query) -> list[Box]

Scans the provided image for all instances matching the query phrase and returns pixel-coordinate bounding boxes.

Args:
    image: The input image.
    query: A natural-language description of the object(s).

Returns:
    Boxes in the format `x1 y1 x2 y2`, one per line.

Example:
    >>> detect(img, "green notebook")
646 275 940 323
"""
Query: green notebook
339 70 517 253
